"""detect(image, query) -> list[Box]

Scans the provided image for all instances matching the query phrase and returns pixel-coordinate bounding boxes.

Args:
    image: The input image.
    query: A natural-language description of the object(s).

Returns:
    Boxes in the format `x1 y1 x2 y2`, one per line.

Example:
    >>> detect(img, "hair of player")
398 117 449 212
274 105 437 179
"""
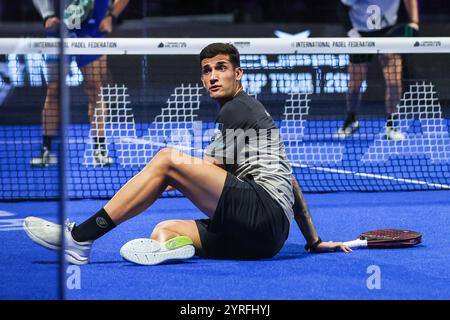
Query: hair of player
199 43 241 68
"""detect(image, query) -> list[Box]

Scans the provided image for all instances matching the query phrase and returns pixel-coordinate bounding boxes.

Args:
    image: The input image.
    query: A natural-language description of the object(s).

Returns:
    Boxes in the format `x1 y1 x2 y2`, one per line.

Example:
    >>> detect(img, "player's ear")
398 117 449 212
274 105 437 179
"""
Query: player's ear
201 79 206 88
235 67 243 81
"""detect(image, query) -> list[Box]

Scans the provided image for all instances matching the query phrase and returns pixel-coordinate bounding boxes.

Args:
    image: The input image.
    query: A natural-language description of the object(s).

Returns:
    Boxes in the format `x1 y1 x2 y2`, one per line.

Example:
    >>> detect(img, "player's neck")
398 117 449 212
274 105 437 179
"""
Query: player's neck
216 86 243 106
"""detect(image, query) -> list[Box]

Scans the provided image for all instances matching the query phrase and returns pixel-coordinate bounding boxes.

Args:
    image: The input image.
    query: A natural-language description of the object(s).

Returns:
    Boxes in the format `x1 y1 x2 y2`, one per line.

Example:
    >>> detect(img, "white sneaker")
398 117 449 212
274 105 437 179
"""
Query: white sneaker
23 217 92 265
120 236 195 266
334 120 359 139
94 149 113 166
385 126 406 141
30 147 58 167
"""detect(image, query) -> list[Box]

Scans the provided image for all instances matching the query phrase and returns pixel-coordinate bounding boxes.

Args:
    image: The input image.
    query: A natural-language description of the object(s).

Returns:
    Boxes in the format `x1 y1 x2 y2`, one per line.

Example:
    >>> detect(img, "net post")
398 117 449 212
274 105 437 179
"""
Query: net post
58 1 70 301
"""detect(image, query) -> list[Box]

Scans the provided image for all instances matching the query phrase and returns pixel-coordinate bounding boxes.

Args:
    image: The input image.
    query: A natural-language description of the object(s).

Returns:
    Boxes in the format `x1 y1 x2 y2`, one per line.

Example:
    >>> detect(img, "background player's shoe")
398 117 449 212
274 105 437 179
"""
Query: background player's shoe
23 217 92 265
334 120 359 139
120 236 195 266
94 148 113 166
30 147 57 167
385 126 405 141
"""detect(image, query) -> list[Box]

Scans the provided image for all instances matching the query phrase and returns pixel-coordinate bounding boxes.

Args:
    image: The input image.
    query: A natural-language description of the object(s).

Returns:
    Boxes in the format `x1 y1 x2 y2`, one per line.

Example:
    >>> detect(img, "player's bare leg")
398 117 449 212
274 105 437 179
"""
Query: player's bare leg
30 77 59 166
150 219 203 250
110 148 227 264
43 81 59 137
81 55 112 164
379 54 404 140
336 62 368 138
105 148 227 224
82 55 107 137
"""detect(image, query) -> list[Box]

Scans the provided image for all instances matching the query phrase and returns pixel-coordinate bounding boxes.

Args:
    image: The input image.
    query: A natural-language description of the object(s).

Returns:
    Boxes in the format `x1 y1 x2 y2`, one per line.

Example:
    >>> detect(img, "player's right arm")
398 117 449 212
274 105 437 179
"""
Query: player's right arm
291 176 320 246
32 0 59 30
291 176 351 253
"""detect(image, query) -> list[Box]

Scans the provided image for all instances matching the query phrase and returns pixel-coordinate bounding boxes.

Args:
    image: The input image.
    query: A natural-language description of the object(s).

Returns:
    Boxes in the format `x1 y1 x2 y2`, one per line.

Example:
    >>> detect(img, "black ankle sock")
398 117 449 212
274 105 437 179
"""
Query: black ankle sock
386 114 397 128
71 208 116 242
94 137 106 151
343 113 357 127
43 135 53 151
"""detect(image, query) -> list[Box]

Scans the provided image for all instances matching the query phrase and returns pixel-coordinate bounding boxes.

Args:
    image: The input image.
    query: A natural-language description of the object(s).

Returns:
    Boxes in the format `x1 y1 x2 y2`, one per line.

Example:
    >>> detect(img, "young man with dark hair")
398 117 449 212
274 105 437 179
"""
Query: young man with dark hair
24 43 351 266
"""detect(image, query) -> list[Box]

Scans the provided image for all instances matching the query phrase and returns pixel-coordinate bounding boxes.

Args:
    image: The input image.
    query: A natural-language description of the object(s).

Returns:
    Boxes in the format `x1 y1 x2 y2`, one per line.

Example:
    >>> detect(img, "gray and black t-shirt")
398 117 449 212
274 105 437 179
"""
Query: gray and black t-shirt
205 91 294 223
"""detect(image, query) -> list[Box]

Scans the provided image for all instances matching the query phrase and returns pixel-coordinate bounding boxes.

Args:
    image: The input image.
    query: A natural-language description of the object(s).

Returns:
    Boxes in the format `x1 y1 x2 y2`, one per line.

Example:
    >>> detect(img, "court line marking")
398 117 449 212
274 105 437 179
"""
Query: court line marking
291 163 450 189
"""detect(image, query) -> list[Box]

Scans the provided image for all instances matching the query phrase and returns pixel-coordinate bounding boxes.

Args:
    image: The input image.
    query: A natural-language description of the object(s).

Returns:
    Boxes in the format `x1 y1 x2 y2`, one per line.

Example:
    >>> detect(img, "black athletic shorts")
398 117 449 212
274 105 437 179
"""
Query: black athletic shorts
195 172 290 260
349 25 418 64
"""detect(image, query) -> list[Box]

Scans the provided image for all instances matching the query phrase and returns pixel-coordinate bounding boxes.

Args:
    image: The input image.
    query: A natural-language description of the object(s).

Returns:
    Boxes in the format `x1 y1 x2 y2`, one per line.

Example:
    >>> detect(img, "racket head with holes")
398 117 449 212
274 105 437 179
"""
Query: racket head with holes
359 229 422 248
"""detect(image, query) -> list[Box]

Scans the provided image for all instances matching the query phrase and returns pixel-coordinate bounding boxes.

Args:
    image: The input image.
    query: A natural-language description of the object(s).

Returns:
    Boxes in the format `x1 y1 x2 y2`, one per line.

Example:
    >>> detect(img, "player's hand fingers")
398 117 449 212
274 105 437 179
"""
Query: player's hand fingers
45 17 60 30
335 243 352 253
342 245 352 252
99 19 113 33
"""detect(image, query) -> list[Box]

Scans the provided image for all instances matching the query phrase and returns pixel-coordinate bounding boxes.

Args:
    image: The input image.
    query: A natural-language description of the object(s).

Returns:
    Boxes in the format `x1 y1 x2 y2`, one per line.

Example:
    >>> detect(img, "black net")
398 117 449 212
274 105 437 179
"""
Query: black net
1 38 449 200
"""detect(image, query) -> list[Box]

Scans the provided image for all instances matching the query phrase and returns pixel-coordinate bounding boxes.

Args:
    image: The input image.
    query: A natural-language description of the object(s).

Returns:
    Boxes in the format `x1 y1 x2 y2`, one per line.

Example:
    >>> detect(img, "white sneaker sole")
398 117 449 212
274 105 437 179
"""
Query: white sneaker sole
23 219 89 265
120 238 195 266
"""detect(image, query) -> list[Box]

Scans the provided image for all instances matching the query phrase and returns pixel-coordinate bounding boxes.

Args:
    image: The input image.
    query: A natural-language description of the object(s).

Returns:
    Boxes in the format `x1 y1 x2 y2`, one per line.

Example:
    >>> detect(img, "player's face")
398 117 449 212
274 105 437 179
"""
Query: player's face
200 54 243 101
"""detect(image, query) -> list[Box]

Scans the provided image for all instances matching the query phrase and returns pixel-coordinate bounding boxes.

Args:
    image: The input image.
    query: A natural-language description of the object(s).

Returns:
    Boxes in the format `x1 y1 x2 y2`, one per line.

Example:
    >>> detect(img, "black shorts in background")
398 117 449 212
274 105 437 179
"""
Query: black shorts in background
195 173 290 260
349 24 418 64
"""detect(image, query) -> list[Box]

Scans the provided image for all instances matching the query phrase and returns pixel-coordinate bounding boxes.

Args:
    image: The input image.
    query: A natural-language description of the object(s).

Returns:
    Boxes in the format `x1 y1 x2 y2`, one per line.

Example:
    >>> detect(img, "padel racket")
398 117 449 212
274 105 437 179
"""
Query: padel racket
385 23 419 37
343 229 422 249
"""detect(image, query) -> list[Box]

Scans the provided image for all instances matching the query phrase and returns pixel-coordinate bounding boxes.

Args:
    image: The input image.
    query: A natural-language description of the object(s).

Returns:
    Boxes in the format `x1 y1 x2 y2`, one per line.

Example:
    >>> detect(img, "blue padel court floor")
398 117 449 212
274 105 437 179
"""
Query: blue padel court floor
1 190 449 300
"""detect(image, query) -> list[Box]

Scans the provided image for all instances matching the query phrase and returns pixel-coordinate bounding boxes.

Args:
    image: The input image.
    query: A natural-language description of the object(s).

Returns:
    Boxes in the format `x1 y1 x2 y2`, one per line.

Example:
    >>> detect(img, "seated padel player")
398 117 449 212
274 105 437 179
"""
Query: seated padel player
23 43 351 265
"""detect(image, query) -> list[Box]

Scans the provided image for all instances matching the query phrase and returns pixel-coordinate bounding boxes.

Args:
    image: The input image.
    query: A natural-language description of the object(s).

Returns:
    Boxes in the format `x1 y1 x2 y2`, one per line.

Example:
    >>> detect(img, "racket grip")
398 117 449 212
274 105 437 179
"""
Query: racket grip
343 239 368 248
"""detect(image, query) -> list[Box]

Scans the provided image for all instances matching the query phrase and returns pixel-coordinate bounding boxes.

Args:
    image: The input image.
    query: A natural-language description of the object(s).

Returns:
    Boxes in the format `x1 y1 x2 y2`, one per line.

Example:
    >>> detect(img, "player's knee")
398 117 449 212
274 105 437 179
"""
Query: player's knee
143 148 173 172
151 220 180 238
156 147 178 165
154 220 176 231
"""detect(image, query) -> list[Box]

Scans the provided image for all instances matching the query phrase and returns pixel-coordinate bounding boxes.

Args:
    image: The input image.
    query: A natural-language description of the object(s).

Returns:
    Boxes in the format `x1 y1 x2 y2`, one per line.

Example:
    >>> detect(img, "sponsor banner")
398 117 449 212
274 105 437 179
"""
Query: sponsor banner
1 37 450 55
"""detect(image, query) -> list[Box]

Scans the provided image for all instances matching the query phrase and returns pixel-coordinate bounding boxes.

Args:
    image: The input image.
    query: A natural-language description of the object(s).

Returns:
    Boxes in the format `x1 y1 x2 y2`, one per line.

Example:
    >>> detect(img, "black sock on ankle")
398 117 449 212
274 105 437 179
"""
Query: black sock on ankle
43 135 53 151
343 112 357 127
71 208 116 242
93 137 106 151
386 114 397 128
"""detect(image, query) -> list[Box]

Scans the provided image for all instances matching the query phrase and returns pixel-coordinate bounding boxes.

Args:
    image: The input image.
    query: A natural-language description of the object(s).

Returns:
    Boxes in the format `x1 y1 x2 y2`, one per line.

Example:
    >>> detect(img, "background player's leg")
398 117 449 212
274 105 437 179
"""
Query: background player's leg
336 62 368 137
31 63 59 167
80 55 111 164
43 81 59 138
346 62 368 118
104 148 227 225
379 54 403 115
379 54 404 140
